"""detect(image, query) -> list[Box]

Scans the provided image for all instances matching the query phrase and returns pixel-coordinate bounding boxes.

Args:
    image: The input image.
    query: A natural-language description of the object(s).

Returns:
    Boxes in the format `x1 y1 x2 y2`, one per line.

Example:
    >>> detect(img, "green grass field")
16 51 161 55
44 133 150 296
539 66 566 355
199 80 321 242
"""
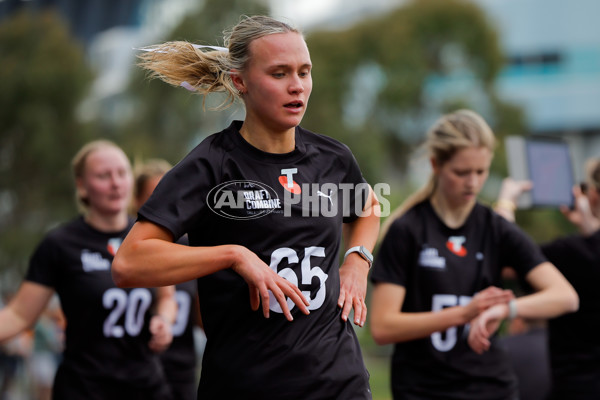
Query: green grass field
365 354 392 400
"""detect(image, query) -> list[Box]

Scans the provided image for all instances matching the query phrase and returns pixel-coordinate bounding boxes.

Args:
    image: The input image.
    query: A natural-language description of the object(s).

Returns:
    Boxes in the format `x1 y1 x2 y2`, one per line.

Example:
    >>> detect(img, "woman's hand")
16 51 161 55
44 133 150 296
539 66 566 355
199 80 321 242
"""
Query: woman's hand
231 247 310 322
148 315 173 353
498 177 532 204
560 184 600 236
494 178 532 222
467 303 508 354
338 256 369 327
462 286 514 322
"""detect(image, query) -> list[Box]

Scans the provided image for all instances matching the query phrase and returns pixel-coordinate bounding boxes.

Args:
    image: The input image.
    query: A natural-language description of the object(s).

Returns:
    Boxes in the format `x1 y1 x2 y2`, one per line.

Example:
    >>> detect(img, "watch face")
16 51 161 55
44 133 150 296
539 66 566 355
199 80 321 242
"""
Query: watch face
359 246 373 263
344 246 373 267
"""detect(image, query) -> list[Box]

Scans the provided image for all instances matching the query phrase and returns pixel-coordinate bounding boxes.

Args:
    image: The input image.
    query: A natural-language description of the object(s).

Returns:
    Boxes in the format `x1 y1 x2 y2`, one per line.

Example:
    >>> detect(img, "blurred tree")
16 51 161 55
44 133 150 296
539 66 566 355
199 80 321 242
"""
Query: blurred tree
0 10 94 278
304 0 515 186
301 0 575 242
302 0 573 242
117 0 269 165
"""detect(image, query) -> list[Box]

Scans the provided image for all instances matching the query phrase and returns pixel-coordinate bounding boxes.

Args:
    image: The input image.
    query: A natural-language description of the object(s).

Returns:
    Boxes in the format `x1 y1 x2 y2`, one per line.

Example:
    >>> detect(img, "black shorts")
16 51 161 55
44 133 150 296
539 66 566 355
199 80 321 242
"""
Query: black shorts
167 379 197 400
52 364 173 400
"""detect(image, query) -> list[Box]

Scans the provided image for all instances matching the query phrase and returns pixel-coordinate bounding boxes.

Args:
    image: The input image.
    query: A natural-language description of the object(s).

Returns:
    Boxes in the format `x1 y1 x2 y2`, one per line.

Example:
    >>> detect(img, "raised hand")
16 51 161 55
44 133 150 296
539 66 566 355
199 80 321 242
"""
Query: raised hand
560 184 600 236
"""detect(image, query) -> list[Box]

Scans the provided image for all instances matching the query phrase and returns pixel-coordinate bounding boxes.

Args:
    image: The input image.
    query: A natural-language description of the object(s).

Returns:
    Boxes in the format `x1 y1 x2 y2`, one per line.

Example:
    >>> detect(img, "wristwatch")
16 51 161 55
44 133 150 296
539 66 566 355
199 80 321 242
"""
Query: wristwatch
344 245 373 268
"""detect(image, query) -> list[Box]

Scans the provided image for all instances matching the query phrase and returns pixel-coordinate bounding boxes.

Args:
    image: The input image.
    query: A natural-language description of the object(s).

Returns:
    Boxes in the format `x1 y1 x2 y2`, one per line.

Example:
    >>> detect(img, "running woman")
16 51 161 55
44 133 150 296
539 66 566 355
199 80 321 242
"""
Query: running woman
113 15 379 400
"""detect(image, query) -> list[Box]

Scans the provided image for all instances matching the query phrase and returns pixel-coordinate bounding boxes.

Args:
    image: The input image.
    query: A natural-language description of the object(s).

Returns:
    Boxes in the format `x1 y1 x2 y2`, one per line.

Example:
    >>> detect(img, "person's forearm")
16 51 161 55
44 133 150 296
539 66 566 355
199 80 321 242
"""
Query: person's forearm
0 282 54 342
518 263 579 319
371 306 469 345
0 308 31 342
493 201 516 222
343 186 380 253
113 239 242 288
156 286 177 325
514 285 579 320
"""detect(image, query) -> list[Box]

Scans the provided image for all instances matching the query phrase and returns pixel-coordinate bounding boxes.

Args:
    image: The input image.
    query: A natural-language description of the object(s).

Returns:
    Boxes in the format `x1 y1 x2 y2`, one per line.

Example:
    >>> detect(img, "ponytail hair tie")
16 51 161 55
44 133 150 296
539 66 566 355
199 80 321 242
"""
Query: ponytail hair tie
135 44 229 54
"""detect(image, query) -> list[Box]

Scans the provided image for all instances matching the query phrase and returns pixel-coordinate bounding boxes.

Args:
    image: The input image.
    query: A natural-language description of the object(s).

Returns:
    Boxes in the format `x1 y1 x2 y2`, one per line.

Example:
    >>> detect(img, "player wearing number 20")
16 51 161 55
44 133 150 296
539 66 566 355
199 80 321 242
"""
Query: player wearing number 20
0 140 176 399
369 110 579 400
112 15 379 400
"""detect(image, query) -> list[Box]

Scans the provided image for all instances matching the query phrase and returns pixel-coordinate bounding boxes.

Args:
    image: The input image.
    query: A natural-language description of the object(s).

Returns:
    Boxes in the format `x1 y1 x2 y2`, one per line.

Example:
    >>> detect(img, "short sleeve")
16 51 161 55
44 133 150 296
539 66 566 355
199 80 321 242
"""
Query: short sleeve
498 215 547 277
370 218 415 287
138 147 218 241
25 236 60 289
341 145 369 224
540 239 568 271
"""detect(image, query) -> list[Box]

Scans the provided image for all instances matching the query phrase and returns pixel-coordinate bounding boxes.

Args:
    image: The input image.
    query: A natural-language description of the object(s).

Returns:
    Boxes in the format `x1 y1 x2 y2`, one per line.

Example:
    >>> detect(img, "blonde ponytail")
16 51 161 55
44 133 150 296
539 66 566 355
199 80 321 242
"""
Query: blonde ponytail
137 15 300 110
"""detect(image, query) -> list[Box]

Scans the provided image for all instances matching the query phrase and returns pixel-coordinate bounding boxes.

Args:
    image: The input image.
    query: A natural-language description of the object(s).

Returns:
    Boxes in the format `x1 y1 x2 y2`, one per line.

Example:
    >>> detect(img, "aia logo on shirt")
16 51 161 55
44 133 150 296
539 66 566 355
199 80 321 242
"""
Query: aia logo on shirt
446 236 467 257
107 238 122 256
278 168 301 194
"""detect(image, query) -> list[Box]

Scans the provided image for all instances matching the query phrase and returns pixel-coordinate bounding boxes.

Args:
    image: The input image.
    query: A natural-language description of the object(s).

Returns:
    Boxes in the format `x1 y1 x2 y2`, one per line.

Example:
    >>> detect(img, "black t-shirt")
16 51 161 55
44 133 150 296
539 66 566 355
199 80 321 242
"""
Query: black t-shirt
370 201 546 400
139 121 371 400
542 230 600 398
25 216 166 387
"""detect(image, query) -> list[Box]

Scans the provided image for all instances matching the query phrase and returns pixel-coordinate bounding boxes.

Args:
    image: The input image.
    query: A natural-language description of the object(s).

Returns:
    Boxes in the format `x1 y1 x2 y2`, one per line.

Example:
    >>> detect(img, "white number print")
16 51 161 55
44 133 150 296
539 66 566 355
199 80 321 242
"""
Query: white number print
268 246 329 313
430 294 472 352
171 290 191 337
103 288 152 338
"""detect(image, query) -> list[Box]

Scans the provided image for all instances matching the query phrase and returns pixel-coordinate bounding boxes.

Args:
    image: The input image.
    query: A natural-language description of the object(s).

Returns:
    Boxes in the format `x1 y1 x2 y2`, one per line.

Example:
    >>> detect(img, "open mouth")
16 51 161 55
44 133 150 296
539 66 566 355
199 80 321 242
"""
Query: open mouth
284 101 303 109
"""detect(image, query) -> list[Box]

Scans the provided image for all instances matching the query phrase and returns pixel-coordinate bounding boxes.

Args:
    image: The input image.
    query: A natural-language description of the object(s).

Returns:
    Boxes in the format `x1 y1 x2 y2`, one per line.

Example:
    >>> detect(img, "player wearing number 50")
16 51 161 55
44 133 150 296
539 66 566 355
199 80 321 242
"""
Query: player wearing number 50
369 110 578 400
0 140 177 399
112 15 379 400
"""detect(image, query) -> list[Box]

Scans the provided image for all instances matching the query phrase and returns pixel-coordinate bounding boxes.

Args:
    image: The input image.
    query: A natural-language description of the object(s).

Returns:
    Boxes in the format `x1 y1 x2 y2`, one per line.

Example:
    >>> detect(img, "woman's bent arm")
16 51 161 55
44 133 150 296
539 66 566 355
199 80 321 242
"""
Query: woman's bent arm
369 282 513 345
517 262 579 318
112 220 309 321
0 282 54 342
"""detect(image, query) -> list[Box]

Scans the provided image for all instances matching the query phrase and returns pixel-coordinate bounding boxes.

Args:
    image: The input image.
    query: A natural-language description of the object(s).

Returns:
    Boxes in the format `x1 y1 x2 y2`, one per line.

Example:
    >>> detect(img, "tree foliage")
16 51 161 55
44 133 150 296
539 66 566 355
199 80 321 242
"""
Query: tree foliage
303 0 563 242
0 10 94 276
304 0 515 184
117 0 269 165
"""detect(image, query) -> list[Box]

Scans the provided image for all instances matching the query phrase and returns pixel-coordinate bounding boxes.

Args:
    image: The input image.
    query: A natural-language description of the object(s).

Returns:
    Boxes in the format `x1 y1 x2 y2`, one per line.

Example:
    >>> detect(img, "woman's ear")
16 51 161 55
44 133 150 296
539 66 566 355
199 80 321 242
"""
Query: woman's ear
76 178 87 202
231 70 246 94
430 157 439 174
